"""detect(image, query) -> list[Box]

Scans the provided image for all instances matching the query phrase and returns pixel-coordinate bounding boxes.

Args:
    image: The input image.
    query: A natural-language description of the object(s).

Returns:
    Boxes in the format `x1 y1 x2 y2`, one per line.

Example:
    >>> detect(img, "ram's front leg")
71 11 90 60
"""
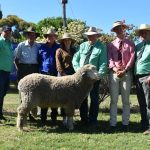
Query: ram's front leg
67 117 74 130
65 107 74 130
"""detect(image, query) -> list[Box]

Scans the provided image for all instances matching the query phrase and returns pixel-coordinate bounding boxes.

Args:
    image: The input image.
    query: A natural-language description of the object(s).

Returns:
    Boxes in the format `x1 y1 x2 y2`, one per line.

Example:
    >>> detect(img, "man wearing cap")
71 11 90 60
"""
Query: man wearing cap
72 27 107 126
0 26 13 120
134 24 150 135
107 21 135 131
38 28 60 123
14 26 40 121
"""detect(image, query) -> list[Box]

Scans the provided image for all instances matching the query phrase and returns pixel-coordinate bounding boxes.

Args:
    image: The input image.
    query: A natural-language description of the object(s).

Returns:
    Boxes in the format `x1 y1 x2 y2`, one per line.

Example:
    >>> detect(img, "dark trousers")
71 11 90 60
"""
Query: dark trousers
80 80 100 123
135 75 150 129
17 64 39 81
41 107 66 122
0 70 10 116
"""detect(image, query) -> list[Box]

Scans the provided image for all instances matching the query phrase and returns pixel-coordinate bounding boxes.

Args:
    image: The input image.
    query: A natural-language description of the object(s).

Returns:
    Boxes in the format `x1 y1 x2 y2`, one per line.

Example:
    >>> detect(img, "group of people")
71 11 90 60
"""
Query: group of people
0 20 150 135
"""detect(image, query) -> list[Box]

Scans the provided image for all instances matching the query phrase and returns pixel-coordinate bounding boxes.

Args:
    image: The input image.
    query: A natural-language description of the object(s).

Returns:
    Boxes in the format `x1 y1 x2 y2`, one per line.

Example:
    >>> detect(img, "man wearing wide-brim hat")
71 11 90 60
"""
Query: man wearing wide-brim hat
38 28 60 123
108 21 135 131
43 28 58 38
134 24 150 135
72 26 107 126
24 26 40 38
14 26 40 121
111 21 128 32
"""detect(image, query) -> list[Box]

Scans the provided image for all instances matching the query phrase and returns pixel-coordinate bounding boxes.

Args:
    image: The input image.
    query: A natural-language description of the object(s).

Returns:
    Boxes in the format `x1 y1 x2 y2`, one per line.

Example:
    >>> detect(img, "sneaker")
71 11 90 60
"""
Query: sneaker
143 129 150 135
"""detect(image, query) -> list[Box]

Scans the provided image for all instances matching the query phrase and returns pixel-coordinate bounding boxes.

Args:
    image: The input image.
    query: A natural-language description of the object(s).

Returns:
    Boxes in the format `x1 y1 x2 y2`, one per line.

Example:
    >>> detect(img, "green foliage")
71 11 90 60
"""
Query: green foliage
99 33 115 44
57 20 88 44
0 15 32 30
36 17 75 35
36 18 88 44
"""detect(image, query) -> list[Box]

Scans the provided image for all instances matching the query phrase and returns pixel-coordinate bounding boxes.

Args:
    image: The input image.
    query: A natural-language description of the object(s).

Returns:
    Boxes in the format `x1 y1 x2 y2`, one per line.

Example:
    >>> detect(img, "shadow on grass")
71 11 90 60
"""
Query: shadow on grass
2 108 142 134
26 119 143 134
1 115 143 134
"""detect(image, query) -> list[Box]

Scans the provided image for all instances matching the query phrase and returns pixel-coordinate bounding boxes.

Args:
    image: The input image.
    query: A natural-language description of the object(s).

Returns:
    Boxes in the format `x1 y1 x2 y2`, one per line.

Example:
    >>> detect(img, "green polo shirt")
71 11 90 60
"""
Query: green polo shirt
0 36 13 72
72 40 108 78
135 39 150 75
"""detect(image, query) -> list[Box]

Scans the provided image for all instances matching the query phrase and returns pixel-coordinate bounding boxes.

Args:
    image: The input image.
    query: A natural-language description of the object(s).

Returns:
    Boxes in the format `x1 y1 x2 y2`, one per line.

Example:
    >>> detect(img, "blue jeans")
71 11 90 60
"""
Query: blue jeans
80 80 100 123
0 70 10 116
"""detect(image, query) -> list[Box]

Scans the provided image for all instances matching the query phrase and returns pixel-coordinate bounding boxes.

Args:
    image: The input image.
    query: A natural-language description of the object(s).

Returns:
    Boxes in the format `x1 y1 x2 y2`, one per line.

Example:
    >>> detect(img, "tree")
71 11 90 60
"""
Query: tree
57 20 88 44
36 17 88 44
0 15 36 42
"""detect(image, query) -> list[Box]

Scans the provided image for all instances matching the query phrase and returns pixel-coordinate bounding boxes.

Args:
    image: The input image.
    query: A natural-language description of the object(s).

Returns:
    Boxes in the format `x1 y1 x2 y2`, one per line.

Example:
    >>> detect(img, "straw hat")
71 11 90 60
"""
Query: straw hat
58 33 76 43
111 21 128 32
84 27 100 36
135 24 150 36
43 28 58 38
24 26 40 37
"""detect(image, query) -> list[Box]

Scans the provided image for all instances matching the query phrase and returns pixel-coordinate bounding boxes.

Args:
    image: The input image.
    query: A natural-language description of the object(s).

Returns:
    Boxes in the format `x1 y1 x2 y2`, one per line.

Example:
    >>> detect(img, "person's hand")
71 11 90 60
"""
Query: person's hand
113 67 121 73
116 70 126 78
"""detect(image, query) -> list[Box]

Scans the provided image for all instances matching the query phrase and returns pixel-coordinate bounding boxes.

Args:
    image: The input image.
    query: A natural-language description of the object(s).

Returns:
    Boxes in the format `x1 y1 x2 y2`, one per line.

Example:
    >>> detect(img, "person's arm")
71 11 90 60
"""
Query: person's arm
72 45 81 72
125 41 135 71
56 49 66 76
98 44 108 78
14 43 21 70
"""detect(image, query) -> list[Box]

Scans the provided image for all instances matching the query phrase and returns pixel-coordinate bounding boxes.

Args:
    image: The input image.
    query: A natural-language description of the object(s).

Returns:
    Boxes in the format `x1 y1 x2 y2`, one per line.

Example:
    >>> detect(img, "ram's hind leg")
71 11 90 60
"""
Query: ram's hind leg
17 104 31 131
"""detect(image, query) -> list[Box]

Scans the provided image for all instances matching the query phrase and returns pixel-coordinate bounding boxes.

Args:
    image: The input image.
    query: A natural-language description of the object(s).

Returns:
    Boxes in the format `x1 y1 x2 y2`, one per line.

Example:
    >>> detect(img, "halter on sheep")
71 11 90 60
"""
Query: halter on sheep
16 64 100 131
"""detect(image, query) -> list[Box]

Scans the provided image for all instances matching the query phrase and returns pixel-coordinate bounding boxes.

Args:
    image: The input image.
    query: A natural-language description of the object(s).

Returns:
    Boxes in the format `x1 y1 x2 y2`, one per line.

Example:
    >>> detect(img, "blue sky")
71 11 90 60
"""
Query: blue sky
0 0 150 33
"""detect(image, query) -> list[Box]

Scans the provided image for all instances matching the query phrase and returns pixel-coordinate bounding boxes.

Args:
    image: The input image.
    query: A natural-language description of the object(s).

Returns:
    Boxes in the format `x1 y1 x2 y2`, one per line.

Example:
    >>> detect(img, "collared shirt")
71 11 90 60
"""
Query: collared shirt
0 36 13 72
108 37 135 70
72 40 107 77
14 40 40 64
135 39 150 75
38 42 60 74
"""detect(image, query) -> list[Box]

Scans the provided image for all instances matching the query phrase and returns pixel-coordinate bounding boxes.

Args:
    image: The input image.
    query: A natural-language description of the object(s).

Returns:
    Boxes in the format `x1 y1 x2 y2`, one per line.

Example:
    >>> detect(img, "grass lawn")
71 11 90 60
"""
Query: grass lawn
0 89 150 150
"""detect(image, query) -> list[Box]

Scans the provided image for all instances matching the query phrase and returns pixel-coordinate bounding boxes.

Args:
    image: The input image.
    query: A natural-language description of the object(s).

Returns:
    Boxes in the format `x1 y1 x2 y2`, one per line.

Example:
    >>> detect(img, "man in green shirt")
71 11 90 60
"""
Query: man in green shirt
0 26 13 121
135 24 150 135
72 27 107 126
